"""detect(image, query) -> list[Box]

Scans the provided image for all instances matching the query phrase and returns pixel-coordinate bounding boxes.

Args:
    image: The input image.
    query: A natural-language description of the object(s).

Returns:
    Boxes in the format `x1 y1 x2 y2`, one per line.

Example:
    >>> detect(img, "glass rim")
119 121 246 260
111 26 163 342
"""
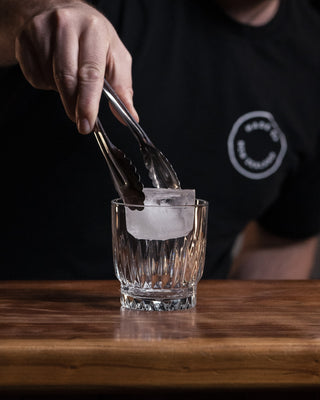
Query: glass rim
111 198 209 208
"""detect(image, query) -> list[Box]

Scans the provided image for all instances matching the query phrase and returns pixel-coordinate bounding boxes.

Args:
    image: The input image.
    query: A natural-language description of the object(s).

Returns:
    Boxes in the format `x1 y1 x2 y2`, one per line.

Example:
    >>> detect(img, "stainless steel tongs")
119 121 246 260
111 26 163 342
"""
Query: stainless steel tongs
102 79 181 190
93 79 181 207
94 117 145 209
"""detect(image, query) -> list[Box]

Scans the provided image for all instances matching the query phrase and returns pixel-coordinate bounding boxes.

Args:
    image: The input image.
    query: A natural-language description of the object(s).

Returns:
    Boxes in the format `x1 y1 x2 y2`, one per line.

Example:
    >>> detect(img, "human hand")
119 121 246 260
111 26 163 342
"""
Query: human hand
15 1 138 134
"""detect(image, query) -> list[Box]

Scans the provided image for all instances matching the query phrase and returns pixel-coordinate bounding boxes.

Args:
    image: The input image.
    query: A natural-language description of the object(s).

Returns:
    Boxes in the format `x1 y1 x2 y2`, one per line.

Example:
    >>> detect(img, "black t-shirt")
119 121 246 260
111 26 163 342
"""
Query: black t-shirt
0 0 320 279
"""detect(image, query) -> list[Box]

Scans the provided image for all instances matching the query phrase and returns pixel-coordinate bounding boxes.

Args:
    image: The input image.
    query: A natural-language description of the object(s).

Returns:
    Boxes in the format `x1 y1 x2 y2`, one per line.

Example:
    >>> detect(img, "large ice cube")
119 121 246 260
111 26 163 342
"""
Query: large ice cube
125 188 196 240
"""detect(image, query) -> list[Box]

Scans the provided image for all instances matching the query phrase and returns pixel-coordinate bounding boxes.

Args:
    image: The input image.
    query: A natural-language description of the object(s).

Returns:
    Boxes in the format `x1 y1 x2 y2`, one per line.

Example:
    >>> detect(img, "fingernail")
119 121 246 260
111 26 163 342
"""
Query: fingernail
77 118 91 134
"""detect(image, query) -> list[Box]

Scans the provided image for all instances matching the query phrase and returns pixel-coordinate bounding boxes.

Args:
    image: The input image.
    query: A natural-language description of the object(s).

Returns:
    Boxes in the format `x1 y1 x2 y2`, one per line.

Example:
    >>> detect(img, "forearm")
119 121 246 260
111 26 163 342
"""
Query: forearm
230 242 317 279
0 0 82 66
229 222 319 279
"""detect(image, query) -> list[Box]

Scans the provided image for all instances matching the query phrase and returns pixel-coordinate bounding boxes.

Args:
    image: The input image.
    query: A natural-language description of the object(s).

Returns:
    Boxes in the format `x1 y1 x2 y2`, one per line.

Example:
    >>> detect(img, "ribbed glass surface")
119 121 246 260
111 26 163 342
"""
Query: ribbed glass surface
112 199 208 311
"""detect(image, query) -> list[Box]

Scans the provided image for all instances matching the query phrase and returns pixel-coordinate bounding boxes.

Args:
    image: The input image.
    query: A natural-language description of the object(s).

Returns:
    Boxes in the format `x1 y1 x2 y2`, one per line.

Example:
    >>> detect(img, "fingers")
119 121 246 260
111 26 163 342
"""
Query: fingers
52 11 79 123
75 19 107 134
15 12 55 90
15 3 138 135
106 38 139 123
15 30 44 88
76 22 138 134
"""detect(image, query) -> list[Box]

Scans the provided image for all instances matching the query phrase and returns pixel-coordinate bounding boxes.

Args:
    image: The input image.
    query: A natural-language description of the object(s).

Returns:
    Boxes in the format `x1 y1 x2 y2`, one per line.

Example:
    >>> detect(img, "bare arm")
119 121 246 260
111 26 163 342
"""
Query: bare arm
229 221 319 279
0 0 138 133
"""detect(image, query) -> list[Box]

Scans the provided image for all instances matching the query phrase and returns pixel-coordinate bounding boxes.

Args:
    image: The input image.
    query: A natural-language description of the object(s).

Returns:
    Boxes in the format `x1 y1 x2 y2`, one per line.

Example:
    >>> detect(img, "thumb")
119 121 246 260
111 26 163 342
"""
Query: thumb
108 85 140 124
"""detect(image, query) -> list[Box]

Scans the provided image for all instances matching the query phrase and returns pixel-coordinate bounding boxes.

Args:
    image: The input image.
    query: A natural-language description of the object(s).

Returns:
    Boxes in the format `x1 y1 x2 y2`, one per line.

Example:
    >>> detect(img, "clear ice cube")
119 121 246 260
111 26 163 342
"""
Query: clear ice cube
125 188 196 240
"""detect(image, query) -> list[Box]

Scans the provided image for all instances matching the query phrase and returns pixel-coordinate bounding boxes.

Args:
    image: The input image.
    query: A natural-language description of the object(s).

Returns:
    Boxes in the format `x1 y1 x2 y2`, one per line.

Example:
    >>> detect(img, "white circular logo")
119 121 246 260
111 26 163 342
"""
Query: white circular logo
227 111 287 180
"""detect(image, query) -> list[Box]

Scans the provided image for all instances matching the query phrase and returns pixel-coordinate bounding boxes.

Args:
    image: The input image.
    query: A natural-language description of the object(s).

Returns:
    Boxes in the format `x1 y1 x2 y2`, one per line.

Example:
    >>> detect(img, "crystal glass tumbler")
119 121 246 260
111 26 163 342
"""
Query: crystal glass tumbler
111 198 208 311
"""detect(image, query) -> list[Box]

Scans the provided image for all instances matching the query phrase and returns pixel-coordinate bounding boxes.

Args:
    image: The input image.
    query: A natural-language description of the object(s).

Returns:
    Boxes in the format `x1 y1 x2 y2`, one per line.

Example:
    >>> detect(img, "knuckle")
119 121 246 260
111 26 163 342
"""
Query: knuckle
54 70 76 89
21 13 46 40
30 13 45 31
51 7 73 29
87 14 101 29
78 63 102 83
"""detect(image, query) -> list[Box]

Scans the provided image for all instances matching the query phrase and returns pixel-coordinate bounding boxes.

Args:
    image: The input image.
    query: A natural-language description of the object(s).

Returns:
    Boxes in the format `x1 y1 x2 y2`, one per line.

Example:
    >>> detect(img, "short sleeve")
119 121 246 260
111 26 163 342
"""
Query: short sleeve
258 141 320 239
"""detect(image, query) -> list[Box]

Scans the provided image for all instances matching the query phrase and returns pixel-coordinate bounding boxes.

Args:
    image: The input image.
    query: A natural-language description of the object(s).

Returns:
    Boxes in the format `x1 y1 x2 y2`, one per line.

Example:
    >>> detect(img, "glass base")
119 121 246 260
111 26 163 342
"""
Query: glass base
120 286 196 311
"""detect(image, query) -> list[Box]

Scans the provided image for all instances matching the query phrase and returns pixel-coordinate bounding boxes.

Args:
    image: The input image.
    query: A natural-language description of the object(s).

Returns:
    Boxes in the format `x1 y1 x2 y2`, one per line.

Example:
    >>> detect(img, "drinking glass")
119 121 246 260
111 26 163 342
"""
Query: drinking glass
111 198 208 311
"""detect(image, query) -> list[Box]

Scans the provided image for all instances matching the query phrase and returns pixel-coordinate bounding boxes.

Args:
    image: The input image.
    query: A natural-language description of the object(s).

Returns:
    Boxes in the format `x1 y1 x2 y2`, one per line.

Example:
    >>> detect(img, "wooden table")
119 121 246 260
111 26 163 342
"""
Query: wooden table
1 280 320 396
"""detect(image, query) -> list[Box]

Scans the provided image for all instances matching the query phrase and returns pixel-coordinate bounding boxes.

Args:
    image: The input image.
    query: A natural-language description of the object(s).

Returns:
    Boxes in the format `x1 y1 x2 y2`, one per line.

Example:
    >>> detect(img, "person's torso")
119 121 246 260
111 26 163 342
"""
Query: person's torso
0 0 319 278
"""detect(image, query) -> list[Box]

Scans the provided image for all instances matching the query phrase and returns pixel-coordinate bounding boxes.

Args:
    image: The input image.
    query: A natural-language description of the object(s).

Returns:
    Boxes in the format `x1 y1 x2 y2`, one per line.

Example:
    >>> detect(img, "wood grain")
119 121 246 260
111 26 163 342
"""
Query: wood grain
1 280 320 390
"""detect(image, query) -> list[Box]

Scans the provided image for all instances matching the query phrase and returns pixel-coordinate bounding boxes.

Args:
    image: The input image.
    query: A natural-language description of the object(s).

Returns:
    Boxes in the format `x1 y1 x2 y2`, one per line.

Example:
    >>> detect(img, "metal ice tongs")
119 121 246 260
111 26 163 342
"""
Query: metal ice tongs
94 117 145 209
102 79 181 190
